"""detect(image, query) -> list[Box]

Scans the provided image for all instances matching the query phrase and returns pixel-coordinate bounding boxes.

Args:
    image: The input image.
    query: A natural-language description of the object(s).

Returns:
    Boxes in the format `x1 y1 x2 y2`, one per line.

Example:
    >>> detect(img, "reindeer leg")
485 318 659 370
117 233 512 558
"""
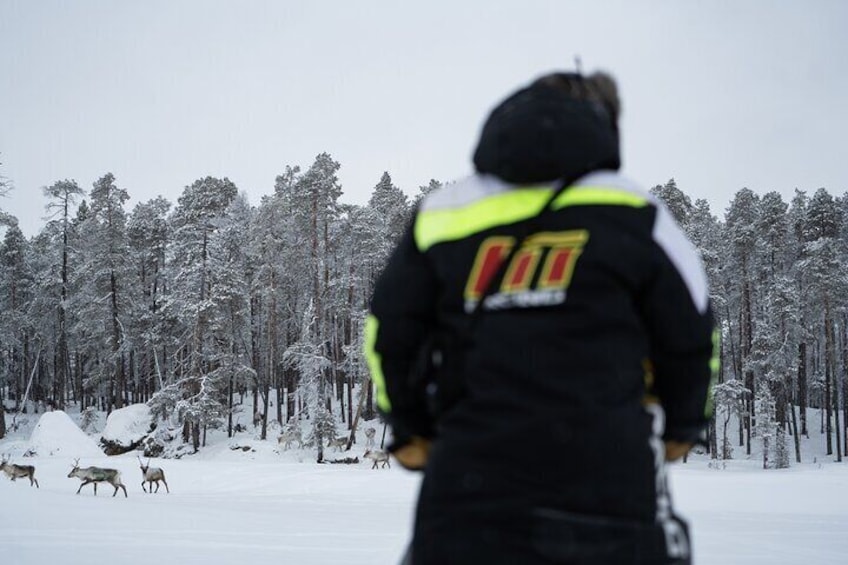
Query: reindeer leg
93 481 98 495
162 479 169 493
121 484 127 498
141 480 147 493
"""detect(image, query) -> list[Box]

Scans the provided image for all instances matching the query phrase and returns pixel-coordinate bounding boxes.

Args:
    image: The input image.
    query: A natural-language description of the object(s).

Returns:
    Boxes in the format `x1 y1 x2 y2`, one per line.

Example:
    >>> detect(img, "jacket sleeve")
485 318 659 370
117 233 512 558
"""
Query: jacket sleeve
364 219 440 446
641 204 717 443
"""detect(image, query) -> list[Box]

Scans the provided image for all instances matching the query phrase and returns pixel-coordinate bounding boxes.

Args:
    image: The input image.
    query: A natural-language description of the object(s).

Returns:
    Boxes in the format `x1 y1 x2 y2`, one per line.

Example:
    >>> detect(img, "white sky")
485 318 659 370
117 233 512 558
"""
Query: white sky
1 1 846 236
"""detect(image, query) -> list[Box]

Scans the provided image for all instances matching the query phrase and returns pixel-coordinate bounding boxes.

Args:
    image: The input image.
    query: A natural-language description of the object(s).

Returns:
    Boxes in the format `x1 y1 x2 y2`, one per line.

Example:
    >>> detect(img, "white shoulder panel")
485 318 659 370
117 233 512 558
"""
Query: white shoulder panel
421 171 652 213
419 174 515 212
652 203 710 314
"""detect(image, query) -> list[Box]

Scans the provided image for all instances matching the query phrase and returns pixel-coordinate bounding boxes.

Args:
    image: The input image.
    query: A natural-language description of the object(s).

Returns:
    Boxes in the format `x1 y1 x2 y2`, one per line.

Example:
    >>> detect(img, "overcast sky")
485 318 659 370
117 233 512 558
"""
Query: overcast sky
1 1 846 236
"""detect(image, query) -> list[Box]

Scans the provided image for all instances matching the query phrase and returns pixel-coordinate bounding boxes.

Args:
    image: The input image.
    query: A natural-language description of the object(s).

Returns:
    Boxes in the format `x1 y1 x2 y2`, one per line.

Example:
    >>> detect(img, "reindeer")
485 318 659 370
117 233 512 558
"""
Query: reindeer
137 456 169 494
68 459 127 497
363 450 391 469
364 427 377 450
327 436 348 452
277 427 303 450
0 455 39 487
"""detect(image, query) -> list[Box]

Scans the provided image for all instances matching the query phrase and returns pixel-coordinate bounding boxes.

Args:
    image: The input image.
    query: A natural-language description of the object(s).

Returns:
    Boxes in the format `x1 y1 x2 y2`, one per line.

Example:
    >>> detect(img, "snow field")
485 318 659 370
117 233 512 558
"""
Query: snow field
3 409 847 564
1 453 421 565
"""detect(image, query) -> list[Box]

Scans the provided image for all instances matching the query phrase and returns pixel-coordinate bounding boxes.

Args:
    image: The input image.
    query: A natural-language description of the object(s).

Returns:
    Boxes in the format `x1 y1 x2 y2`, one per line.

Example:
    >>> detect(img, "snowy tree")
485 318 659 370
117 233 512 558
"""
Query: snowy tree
724 188 761 454
74 173 131 411
754 387 777 469
0 155 12 225
206 193 256 439
126 196 172 403
156 176 238 450
650 178 692 230
0 222 32 412
283 302 333 462
800 189 844 458
412 178 442 208
367 171 410 269
713 378 749 460
41 179 86 409
788 190 811 438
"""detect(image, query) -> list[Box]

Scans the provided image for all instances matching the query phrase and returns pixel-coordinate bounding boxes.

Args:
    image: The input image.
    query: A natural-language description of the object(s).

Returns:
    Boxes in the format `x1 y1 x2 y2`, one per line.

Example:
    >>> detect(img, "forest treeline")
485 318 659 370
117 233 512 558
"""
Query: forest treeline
0 156 845 467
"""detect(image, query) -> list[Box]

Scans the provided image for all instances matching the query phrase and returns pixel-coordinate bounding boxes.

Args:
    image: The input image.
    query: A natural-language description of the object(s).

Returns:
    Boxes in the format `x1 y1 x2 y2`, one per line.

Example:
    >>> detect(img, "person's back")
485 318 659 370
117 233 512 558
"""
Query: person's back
365 70 715 564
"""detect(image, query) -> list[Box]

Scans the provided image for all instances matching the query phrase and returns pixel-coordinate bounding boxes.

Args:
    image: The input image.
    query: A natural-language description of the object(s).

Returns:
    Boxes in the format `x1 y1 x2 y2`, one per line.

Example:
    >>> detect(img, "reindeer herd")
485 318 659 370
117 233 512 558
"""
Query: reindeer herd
0 454 167 497
1 425 392 497
276 425 391 469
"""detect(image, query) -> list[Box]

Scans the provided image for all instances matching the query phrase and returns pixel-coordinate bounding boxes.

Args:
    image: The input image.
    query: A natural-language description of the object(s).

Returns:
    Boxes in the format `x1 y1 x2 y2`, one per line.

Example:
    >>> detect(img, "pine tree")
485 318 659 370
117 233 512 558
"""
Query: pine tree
207 193 256 441
650 178 692 230
0 223 32 415
725 188 761 454
283 302 333 462
156 176 238 450
126 196 172 403
75 173 131 411
42 179 86 410
801 189 844 457
0 155 12 224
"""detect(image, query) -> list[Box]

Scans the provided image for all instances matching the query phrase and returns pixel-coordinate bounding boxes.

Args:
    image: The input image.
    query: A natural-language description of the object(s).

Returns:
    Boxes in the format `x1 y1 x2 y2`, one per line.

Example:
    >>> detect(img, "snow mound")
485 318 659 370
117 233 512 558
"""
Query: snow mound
102 404 153 444
100 404 154 454
26 410 104 458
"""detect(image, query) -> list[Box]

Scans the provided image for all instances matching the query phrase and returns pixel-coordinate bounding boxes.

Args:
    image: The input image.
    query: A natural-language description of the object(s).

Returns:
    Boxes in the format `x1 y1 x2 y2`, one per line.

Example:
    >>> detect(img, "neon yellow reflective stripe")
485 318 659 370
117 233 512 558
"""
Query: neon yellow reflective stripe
415 188 550 252
363 314 392 412
705 328 721 417
415 185 648 251
552 186 648 210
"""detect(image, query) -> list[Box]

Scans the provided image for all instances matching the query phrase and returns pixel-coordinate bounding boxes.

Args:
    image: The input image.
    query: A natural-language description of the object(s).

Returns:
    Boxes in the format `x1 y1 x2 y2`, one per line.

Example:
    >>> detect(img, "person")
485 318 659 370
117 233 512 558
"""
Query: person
364 69 716 564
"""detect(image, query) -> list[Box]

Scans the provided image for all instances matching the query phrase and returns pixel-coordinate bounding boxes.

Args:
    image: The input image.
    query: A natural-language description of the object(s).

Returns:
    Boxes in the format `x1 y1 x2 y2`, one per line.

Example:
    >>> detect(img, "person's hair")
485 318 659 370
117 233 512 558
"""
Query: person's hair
531 71 620 129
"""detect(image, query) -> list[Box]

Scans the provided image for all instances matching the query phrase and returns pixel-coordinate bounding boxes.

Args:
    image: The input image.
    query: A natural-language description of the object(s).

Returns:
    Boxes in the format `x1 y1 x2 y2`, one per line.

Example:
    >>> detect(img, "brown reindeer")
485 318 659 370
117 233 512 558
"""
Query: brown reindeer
138 456 169 493
68 458 127 497
0 456 39 487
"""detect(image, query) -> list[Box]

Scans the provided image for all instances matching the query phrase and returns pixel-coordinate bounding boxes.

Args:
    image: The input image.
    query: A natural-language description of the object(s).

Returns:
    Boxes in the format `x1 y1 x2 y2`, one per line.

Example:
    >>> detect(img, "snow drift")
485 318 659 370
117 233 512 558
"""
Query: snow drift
100 403 154 455
26 410 103 458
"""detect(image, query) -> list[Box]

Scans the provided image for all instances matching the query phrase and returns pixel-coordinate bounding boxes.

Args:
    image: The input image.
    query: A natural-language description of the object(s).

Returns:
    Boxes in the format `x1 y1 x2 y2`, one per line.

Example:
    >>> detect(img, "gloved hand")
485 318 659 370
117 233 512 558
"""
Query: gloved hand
391 436 432 471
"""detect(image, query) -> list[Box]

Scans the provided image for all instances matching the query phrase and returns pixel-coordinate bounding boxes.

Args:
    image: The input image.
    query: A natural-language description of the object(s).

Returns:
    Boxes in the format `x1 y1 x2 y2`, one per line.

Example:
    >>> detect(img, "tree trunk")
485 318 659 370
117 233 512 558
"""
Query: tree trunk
365 380 375 421
798 340 808 437
286 369 297 422
825 305 834 455
834 385 842 462
790 402 801 463
110 270 125 409
347 375 354 430
227 367 234 438
741 275 755 454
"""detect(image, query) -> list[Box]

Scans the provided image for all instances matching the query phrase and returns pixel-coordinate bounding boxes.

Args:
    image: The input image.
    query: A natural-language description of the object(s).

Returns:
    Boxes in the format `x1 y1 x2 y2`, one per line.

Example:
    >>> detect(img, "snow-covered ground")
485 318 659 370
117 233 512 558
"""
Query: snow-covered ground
2 410 847 564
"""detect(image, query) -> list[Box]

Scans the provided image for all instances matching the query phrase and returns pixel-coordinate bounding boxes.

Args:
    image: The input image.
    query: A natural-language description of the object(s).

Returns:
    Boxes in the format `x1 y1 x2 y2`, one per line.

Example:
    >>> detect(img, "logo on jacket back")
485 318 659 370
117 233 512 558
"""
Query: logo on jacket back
464 230 589 313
